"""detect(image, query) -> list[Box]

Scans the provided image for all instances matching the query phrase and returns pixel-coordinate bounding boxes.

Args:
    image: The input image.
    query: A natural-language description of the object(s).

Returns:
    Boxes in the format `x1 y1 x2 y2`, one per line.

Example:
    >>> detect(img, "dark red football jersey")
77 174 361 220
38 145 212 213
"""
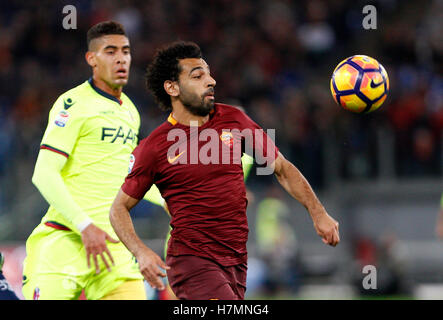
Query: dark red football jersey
122 103 279 266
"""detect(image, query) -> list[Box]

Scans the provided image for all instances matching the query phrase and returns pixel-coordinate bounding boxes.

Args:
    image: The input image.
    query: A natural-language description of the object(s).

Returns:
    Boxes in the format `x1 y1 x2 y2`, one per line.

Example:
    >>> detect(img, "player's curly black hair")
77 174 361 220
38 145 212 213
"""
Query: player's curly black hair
145 41 202 111
87 21 126 49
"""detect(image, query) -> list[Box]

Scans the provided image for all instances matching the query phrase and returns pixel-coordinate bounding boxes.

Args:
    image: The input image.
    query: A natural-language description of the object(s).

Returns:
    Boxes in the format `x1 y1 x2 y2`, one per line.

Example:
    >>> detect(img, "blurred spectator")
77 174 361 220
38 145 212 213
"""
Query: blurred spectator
297 0 336 63
352 232 411 297
410 127 439 176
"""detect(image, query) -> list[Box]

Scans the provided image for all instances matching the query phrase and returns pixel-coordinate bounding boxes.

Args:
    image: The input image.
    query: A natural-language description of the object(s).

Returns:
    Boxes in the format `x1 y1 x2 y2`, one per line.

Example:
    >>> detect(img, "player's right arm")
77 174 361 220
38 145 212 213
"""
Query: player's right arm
33 94 118 273
32 153 119 273
32 150 93 232
110 189 169 290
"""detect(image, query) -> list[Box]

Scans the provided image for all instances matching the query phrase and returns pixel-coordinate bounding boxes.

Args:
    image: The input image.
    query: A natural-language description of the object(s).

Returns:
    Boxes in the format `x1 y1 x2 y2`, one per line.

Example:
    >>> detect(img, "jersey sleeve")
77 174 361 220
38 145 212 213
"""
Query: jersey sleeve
121 138 157 200
32 149 93 234
237 110 279 167
40 95 87 157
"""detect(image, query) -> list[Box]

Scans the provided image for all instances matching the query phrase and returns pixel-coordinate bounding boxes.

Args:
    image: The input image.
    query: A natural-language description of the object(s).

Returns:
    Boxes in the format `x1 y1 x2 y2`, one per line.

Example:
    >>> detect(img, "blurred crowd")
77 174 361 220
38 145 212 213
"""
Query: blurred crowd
0 0 441 233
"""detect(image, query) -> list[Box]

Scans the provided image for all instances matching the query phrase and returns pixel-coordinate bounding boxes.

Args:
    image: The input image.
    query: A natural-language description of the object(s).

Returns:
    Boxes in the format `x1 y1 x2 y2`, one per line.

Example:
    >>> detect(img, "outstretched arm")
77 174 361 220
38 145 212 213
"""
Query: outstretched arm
273 152 340 247
110 188 170 290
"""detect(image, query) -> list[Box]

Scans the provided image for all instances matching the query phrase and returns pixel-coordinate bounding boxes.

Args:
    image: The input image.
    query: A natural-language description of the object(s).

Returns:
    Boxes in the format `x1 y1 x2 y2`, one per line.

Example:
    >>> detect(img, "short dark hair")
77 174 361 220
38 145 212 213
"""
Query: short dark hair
145 41 202 111
87 21 126 49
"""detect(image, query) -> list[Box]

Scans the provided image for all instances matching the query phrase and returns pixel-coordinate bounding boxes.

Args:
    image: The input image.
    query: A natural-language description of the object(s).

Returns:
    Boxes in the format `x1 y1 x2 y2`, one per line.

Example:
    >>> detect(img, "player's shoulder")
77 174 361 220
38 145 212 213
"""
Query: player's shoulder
145 120 172 142
121 91 139 111
61 80 94 100
214 102 250 122
135 120 170 154
52 80 93 113
122 92 141 118
214 103 245 115
120 91 136 106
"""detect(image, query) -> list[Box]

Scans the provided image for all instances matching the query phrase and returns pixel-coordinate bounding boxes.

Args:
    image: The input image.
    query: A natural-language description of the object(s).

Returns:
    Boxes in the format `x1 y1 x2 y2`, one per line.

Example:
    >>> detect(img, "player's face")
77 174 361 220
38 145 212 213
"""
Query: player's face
177 58 216 116
90 35 131 88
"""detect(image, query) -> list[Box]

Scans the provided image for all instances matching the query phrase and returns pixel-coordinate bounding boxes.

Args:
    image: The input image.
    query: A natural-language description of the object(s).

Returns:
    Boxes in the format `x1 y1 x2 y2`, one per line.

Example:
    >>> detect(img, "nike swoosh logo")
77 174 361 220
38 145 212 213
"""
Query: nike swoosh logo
64 98 75 110
370 79 384 89
168 151 186 164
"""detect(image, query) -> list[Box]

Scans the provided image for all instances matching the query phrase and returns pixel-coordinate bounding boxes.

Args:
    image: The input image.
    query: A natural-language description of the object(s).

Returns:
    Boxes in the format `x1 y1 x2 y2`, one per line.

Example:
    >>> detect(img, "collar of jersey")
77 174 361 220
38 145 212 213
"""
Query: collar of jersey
88 78 123 105
167 107 216 126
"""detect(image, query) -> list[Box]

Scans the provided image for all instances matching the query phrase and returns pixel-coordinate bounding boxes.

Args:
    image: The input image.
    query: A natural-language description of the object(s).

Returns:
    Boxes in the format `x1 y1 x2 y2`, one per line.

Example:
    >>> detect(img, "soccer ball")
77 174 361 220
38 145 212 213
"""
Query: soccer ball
330 55 389 113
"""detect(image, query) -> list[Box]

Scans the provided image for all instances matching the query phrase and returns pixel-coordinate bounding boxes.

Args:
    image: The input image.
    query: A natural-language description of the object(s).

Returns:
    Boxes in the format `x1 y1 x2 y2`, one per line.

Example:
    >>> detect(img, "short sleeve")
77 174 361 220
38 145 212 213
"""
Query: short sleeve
40 95 87 157
236 110 279 166
121 138 157 200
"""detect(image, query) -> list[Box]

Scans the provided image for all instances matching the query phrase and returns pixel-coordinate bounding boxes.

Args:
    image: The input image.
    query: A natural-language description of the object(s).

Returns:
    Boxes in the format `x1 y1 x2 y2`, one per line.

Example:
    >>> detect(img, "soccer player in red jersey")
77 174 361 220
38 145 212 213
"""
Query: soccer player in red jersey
109 41 340 300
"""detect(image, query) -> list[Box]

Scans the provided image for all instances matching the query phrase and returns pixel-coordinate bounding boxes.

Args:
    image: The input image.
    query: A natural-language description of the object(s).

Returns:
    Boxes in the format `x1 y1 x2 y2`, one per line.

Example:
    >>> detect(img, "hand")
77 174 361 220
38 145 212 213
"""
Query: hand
313 211 340 247
136 246 170 290
81 223 120 274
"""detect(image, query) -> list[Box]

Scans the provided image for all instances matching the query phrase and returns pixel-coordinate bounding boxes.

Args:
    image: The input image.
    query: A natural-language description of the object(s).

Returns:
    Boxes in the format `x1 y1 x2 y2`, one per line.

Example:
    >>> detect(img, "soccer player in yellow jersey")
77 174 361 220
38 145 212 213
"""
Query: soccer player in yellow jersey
22 21 147 300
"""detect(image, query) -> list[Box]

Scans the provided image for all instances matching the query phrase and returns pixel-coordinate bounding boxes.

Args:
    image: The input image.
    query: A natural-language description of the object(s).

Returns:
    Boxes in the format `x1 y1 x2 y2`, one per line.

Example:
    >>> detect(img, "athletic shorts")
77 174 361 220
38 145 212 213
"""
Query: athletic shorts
166 254 247 300
22 222 143 300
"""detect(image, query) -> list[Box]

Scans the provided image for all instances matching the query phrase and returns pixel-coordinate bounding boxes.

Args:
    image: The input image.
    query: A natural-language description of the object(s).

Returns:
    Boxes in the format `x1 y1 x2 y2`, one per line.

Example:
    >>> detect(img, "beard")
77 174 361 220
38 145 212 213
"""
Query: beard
179 87 215 116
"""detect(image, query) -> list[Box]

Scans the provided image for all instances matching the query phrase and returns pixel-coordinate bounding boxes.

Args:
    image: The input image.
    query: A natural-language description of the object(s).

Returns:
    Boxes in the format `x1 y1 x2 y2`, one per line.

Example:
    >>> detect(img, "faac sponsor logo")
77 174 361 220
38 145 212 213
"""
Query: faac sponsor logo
101 126 136 144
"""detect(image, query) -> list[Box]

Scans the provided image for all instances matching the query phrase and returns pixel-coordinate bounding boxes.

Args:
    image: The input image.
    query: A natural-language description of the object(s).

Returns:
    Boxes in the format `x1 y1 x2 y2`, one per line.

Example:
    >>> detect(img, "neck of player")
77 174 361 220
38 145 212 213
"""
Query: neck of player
92 75 123 99
171 102 210 127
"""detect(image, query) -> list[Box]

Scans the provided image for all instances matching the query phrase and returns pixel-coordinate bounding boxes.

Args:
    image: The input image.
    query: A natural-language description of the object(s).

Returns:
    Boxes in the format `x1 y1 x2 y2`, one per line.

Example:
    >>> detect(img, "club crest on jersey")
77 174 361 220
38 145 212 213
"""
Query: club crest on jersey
128 154 135 173
54 110 70 127
220 131 234 148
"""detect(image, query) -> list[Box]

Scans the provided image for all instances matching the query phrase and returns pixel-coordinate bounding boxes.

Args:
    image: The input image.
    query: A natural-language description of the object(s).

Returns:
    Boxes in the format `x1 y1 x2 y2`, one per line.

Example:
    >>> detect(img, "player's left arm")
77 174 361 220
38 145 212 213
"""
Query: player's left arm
272 152 340 247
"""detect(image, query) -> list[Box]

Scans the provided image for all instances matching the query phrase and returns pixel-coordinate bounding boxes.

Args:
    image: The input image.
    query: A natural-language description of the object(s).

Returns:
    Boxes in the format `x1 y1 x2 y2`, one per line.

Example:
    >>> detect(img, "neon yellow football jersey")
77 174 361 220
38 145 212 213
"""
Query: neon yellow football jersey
39 79 140 235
